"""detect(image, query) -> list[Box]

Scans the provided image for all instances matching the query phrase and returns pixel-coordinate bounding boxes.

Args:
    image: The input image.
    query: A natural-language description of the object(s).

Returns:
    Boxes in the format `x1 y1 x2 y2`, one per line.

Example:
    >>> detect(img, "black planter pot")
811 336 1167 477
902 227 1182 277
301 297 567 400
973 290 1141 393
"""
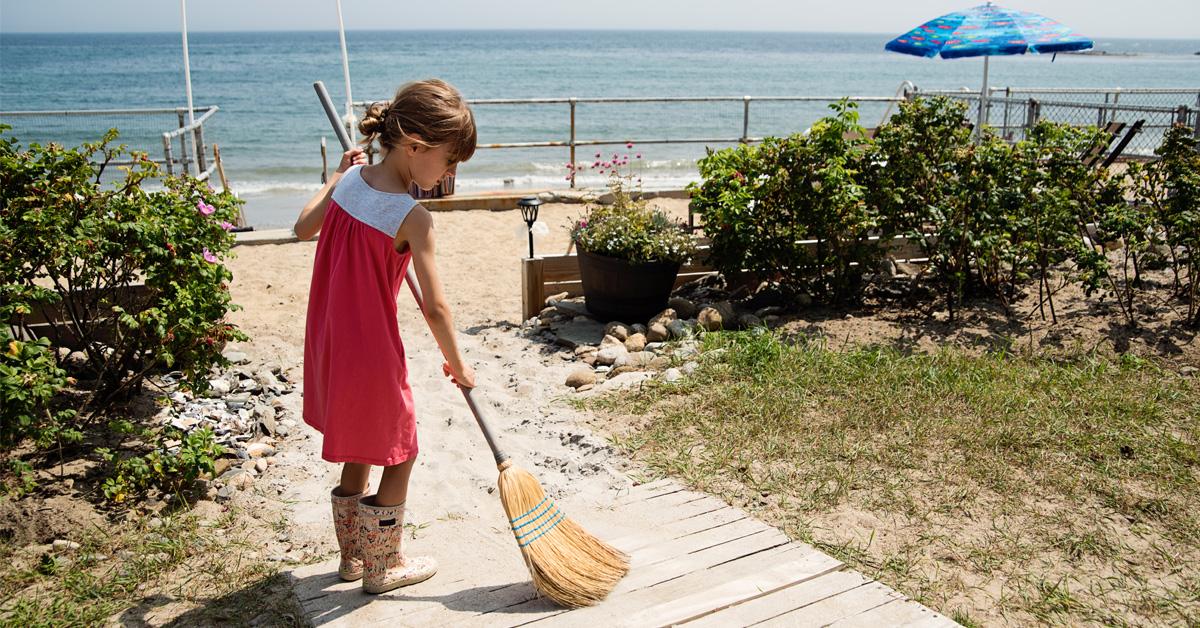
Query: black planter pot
577 248 681 323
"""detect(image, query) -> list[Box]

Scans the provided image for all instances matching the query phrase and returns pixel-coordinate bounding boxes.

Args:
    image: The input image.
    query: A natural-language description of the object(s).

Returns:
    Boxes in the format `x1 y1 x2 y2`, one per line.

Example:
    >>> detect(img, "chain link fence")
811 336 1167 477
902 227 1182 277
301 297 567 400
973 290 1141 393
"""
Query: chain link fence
926 90 1198 158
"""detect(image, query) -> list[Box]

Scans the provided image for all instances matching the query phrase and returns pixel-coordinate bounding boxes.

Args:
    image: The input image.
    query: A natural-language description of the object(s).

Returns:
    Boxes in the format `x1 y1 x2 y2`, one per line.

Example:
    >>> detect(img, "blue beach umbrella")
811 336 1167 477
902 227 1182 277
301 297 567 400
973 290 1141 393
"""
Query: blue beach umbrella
885 2 1093 130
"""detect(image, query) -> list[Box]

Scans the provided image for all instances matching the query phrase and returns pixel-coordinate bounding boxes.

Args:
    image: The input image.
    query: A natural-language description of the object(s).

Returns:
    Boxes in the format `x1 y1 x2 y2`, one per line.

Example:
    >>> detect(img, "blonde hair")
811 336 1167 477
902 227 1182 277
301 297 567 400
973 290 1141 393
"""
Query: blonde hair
358 79 477 163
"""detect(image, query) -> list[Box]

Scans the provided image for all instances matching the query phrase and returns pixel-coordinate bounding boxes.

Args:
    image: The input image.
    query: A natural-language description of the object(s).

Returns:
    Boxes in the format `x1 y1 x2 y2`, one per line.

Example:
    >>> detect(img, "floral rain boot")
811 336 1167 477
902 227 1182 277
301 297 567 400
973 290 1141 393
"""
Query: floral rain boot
357 497 438 594
331 486 368 581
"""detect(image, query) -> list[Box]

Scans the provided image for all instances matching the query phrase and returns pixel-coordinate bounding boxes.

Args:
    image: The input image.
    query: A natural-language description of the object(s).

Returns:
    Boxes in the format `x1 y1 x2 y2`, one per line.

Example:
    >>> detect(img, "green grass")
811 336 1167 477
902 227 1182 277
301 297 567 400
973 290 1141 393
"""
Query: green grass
592 331 1200 626
0 506 296 625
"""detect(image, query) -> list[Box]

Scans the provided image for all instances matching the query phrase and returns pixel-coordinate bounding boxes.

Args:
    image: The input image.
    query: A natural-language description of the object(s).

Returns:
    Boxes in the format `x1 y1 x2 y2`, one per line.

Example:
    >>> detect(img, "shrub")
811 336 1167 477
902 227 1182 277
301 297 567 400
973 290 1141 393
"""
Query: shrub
1 332 78 450
96 427 224 503
1127 124 1200 326
690 100 882 302
0 127 247 424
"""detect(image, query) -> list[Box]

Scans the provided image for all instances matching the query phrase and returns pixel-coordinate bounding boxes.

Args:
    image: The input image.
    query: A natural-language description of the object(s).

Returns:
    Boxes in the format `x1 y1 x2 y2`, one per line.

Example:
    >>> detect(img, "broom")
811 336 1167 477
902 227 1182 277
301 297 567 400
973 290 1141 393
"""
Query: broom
313 82 629 607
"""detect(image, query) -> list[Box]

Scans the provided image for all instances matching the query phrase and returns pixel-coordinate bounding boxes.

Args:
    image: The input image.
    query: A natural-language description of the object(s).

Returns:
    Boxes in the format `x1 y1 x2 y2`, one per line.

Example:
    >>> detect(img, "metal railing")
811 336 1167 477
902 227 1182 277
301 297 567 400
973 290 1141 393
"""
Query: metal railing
353 94 909 188
0 105 220 179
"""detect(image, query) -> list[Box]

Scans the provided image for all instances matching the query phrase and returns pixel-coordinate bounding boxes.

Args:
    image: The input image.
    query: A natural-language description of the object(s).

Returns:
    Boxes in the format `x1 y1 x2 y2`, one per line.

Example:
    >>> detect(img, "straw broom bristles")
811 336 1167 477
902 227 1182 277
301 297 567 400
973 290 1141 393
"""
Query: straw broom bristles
497 460 630 608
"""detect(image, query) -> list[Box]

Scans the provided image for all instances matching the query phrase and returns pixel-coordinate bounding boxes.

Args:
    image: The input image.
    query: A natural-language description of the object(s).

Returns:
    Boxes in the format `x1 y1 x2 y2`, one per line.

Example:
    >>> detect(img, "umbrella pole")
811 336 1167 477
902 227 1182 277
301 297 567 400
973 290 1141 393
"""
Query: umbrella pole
978 55 990 139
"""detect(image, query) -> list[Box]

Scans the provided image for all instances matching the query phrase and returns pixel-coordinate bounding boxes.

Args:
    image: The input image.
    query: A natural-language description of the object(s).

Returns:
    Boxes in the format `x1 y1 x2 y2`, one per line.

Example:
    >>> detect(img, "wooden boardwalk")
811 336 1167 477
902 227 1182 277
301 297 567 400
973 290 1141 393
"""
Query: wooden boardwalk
289 480 957 627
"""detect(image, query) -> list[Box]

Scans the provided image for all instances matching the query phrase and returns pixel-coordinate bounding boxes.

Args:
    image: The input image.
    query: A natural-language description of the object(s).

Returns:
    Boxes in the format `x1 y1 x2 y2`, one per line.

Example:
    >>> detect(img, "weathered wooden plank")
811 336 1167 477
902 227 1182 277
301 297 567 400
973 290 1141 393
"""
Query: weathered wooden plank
616 517 774 567
620 555 847 627
610 479 683 505
828 597 959 627
521 257 545 321
607 506 750 554
528 543 841 627
609 495 729 530
755 580 905 626
615 528 794 593
681 569 870 627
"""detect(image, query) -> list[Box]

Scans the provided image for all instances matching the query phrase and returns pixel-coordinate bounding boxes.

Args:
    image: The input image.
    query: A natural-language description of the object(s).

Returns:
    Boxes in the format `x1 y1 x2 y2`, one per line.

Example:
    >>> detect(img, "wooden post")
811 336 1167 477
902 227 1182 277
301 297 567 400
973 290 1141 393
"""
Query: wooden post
162 133 175 176
213 143 230 192
521 257 545 322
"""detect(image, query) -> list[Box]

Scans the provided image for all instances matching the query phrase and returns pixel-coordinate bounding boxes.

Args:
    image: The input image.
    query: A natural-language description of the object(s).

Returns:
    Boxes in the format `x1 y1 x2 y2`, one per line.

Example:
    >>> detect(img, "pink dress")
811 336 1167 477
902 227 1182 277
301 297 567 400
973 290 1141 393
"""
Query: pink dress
303 165 420 466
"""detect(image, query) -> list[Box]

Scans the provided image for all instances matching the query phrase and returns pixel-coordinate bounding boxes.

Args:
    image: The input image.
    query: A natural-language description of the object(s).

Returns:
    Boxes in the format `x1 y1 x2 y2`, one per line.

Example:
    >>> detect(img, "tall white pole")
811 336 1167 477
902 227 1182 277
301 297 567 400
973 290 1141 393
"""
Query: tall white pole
180 0 198 175
336 0 356 144
978 55 990 138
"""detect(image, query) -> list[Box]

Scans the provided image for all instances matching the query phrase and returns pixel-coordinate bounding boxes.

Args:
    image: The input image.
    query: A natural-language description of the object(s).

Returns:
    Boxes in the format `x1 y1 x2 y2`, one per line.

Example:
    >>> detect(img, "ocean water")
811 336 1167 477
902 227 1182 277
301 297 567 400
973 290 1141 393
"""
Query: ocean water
2 30 1197 227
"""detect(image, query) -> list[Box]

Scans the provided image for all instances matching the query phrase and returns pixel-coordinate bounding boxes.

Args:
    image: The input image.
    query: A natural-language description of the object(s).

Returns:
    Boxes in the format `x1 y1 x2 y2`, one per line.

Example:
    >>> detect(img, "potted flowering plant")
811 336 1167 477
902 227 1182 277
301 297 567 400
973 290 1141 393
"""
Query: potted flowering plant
569 147 696 322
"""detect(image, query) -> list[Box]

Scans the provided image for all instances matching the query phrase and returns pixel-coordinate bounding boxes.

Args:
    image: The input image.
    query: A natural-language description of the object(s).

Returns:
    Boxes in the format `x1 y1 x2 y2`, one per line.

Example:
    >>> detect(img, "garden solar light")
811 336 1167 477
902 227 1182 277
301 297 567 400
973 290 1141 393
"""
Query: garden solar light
518 196 542 258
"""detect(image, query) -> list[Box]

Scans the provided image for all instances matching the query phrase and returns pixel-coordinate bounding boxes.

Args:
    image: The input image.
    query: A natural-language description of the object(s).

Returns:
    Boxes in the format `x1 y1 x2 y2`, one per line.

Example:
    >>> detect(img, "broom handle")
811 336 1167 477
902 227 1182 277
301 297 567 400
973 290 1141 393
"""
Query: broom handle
314 81 511 468
401 268 510 467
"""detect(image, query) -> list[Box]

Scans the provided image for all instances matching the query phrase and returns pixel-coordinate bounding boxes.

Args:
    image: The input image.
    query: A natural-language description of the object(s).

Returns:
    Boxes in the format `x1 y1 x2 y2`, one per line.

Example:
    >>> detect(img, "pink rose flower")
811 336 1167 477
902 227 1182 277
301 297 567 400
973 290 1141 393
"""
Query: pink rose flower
219 221 234 231
626 142 634 149
197 201 216 216
203 248 218 263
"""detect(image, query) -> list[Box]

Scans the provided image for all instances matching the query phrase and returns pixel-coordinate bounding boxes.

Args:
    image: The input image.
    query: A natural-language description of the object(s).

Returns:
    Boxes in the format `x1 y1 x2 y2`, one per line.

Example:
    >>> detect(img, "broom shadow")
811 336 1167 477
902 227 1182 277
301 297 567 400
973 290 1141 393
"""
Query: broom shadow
287 567 563 624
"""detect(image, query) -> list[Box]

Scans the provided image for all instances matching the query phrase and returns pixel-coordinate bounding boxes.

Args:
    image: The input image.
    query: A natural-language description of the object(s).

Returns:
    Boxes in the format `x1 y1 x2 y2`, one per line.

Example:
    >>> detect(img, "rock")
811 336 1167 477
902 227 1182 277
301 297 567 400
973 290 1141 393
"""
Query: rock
668 297 697 319
600 334 625 348
681 361 699 375
148 517 163 530
582 355 597 366
631 323 648 335
52 539 81 552
1182 366 1198 377
649 308 678 327
227 471 254 491
646 323 670 343
544 291 570 306
600 371 654 391
223 351 249 364
241 459 258 473
645 342 666 352
738 314 763 328
575 384 594 393
554 319 606 349
565 368 597 389
879 259 898 278
206 379 231 396
667 319 691 338
698 307 724 331
624 333 646 352
663 368 683 383
554 298 589 318
594 346 627 366
254 459 268 473
610 365 639 376
244 442 276 458
648 356 671 370
573 345 598 356
614 351 653 369
516 382 536 397
216 485 236 501
254 404 278 436
254 368 281 391
604 322 630 341
224 392 253 410
675 343 700 359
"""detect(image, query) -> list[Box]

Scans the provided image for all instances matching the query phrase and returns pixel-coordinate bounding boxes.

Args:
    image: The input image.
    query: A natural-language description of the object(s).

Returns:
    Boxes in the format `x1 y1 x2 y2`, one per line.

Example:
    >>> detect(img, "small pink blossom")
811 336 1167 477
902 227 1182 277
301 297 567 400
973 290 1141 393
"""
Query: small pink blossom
626 142 634 149
202 248 218 263
564 175 572 180
219 221 234 231
636 153 642 159
197 201 216 216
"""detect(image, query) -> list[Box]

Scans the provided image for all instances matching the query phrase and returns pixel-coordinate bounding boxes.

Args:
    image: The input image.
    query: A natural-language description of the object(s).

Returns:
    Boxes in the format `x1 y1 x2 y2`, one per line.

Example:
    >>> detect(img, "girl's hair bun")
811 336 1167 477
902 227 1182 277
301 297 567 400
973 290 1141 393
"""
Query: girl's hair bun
358 102 389 137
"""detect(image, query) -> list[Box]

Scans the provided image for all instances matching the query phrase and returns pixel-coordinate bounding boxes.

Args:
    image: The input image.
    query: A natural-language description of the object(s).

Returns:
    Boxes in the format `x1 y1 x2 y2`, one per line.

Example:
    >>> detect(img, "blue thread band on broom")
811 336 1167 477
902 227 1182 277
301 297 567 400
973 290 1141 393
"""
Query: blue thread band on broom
314 75 629 610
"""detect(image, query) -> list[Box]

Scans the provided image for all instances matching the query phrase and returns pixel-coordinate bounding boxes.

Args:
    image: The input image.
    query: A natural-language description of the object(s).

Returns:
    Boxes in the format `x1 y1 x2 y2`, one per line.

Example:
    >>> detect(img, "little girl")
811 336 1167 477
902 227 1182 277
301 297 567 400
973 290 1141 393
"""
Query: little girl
294 79 477 594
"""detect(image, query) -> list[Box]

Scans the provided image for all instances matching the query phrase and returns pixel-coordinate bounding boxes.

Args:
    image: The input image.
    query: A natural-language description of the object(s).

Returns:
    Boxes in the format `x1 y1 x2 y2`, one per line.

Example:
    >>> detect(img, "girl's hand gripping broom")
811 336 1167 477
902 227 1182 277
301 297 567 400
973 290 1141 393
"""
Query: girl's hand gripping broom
313 81 630 608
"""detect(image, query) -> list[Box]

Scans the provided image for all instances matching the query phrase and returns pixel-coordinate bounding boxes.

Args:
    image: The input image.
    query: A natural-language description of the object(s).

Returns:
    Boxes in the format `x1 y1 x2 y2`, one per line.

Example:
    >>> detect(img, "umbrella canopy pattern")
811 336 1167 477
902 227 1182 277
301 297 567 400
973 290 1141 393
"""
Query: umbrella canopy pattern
885 3 1093 59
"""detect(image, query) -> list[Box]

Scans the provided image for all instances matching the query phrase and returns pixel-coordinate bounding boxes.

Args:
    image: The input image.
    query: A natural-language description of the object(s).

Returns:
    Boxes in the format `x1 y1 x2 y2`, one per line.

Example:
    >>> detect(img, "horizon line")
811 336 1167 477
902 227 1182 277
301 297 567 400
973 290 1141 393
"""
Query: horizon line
0 27 1195 41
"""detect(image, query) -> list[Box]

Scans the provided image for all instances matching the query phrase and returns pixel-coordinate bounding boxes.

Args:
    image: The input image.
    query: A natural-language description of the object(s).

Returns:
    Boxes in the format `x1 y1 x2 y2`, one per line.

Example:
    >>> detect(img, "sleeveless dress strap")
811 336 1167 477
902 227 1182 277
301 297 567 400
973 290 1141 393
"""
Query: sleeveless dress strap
331 165 418 239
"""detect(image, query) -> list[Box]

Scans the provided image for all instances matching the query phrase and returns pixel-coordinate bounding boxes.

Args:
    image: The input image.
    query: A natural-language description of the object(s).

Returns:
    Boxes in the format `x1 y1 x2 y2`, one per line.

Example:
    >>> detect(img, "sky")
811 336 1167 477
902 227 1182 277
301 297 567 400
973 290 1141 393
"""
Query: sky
0 0 1197 39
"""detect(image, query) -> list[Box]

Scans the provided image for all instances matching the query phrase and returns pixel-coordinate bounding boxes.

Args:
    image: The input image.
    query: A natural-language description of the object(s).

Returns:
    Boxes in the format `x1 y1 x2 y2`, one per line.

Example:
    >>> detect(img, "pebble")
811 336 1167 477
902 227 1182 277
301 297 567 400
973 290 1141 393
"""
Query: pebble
148 517 163 530
646 322 670 343
663 368 684 383
1181 366 1197 376
667 319 690 339
624 333 647 352
254 458 268 473
604 322 630 341
575 384 594 392
648 356 671 370
698 307 724 332
681 361 699 375
52 539 81 552
594 346 627 366
565 368 597 389
206 379 232 396
223 351 250 364
649 308 678 327
244 442 276 458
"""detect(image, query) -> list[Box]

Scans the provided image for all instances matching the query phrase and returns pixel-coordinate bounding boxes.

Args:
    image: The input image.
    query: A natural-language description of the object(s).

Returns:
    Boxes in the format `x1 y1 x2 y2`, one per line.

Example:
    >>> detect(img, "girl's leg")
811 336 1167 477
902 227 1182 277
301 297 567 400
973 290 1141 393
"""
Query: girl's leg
337 462 371 496
374 457 417 507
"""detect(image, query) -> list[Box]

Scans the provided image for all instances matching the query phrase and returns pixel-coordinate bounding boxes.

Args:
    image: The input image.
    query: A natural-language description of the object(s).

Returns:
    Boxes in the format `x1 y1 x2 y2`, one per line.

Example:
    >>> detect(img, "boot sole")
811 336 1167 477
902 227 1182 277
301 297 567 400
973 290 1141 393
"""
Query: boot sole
362 569 437 594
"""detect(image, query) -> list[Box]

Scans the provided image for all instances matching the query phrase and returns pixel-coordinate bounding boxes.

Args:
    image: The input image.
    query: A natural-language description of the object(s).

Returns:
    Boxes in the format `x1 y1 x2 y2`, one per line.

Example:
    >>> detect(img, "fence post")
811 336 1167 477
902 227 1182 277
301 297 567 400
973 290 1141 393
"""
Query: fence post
741 96 751 143
194 119 208 174
1111 91 1121 123
569 98 577 189
161 133 175 176
520 257 545 322
1098 93 1108 127
1024 98 1040 138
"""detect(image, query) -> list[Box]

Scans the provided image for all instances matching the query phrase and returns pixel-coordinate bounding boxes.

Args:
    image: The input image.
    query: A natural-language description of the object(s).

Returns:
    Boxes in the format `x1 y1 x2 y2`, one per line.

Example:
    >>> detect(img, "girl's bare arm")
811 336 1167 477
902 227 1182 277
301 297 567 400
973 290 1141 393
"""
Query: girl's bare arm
294 148 366 240
398 207 476 388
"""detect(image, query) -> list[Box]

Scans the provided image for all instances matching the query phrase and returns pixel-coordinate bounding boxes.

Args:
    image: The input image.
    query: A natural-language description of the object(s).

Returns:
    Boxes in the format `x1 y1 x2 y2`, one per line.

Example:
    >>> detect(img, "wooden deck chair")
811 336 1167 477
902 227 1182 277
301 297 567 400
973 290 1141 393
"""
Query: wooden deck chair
1099 119 1145 170
1080 121 1126 169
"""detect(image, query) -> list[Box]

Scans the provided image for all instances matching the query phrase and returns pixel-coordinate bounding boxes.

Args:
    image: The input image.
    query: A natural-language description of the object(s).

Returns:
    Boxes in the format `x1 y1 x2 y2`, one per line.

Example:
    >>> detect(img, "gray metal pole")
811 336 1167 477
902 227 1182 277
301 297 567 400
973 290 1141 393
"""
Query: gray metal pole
742 96 751 143
569 98 577 189
162 133 175 176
